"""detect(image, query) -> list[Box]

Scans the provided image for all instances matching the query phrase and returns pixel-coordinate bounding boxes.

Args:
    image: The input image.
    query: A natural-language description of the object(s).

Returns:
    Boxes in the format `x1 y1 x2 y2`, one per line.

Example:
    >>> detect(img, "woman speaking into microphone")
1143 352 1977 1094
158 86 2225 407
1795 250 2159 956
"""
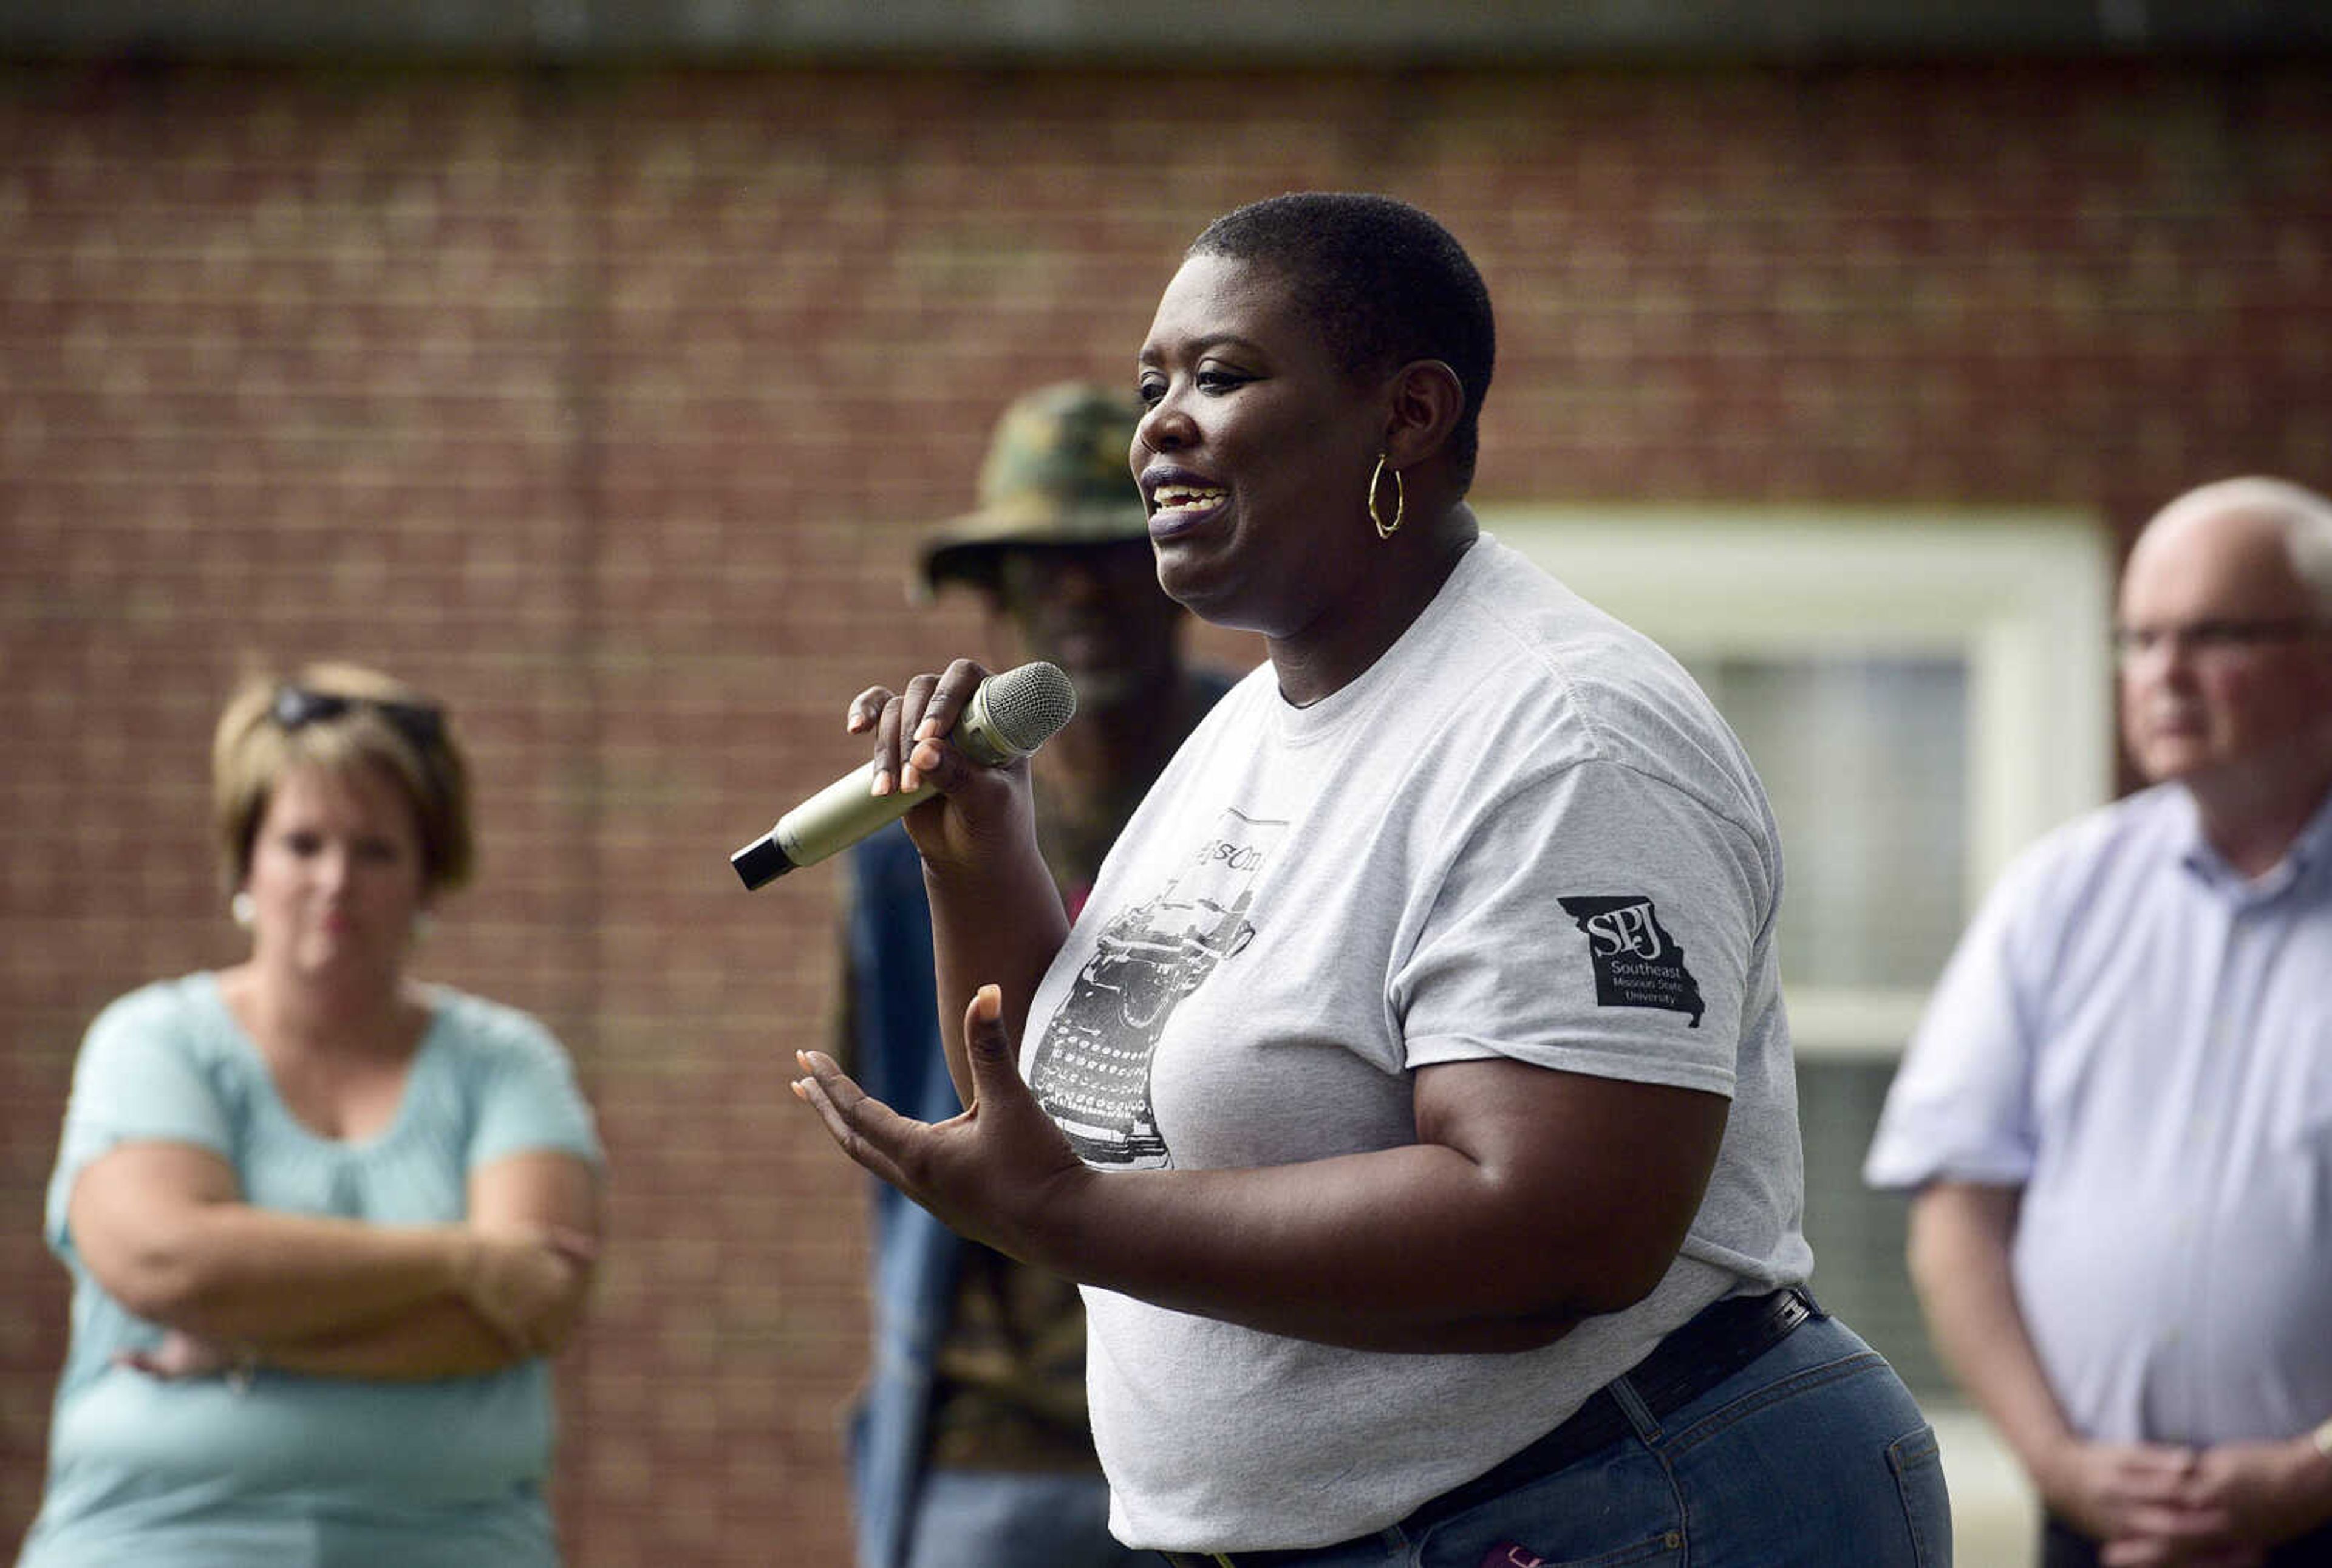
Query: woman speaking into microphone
791 193 1948 1568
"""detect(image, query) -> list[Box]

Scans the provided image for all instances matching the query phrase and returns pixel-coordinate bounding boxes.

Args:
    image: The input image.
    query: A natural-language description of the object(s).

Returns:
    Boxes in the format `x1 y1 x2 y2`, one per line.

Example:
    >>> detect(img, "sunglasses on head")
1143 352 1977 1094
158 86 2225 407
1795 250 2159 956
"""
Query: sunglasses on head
270 685 446 750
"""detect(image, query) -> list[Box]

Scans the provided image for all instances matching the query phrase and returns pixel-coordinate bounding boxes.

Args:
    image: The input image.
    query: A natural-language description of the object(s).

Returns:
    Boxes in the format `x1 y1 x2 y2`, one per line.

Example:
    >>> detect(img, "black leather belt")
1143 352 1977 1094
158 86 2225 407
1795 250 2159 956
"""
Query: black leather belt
1156 1286 1818 1568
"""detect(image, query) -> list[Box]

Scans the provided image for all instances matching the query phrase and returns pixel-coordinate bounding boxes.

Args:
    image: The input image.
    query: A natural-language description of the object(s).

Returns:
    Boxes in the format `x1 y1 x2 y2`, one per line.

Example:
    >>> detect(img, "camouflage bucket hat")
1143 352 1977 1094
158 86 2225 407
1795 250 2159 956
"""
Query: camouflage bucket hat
918 381 1151 598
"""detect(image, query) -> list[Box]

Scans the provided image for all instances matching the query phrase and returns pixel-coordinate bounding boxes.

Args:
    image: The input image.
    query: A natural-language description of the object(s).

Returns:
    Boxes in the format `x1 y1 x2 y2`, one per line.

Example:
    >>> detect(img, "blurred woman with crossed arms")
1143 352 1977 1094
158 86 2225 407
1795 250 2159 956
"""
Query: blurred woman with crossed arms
19 664 601 1568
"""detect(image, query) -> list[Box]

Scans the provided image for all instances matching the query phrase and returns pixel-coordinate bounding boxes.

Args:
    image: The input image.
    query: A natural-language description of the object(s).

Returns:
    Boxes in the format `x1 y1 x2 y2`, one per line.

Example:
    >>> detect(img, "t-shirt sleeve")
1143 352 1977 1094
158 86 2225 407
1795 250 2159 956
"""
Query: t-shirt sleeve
46 986 235 1250
1862 855 2043 1191
1395 758 1761 1099
465 1009 604 1171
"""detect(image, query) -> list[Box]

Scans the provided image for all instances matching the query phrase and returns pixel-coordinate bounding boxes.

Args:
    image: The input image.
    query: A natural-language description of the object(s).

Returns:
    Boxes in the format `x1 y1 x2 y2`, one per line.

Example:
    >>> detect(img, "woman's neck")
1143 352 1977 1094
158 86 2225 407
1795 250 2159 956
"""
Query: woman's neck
1269 507 1478 707
221 960 420 1062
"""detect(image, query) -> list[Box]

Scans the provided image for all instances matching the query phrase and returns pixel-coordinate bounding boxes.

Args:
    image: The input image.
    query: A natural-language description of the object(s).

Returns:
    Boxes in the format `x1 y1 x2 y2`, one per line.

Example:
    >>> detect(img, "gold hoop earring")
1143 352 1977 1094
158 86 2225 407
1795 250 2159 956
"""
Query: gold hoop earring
1368 452 1405 539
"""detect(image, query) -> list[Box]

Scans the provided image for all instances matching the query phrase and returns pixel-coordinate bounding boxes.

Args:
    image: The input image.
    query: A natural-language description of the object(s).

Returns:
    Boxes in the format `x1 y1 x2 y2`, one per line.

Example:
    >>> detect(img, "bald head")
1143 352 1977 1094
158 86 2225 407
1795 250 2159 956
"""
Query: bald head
2133 476 2332 618
2117 476 2332 833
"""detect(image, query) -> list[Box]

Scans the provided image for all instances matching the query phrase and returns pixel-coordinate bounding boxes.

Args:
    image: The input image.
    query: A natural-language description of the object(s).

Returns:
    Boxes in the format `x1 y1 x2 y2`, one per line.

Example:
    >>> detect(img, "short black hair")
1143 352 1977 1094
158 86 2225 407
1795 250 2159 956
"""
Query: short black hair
1188 192 1495 490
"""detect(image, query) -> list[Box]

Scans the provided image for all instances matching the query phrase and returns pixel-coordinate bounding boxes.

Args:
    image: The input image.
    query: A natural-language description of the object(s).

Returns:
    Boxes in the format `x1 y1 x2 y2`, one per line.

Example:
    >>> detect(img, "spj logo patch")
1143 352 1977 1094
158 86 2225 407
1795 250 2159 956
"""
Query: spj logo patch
1558 895 1705 1027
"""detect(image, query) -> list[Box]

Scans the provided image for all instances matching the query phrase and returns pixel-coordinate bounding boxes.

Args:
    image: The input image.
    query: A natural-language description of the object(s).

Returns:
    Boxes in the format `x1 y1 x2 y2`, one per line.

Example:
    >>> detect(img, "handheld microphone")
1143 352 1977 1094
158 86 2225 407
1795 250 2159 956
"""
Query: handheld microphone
729 661 1078 891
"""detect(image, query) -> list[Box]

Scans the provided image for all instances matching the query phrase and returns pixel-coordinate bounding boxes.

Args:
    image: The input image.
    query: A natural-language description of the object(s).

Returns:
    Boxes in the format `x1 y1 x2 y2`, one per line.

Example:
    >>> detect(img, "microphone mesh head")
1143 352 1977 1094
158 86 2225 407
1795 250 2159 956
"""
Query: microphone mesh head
985 661 1079 753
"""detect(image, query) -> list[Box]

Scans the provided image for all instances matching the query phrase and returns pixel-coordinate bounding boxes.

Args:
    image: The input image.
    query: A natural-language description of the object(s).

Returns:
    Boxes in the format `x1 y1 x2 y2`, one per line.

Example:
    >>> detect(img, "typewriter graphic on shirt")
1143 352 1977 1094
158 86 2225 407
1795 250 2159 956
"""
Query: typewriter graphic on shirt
1028 808 1275 1168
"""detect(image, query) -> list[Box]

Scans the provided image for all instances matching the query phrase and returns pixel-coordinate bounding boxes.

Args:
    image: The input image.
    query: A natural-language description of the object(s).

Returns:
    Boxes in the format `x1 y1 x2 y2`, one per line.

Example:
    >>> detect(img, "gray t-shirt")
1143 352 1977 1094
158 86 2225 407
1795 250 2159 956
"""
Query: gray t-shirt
1021 536 1812 1552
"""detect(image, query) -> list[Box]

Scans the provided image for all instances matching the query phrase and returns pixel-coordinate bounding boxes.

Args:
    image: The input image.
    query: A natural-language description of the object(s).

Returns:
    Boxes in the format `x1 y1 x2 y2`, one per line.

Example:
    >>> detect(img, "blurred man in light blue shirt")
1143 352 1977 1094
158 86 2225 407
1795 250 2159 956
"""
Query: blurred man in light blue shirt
1867 476 2332 1568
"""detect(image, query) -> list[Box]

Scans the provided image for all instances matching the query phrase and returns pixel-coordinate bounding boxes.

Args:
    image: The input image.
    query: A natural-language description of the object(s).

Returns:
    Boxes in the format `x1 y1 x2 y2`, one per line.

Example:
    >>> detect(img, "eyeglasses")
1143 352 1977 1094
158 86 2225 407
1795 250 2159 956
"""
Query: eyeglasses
270 685 446 749
2112 618 2328 664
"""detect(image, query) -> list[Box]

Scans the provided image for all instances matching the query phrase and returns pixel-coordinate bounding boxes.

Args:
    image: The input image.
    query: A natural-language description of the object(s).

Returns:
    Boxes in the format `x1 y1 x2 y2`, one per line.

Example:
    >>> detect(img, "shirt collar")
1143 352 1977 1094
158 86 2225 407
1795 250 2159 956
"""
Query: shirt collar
2292 783 2332 876
2175 779 2332 899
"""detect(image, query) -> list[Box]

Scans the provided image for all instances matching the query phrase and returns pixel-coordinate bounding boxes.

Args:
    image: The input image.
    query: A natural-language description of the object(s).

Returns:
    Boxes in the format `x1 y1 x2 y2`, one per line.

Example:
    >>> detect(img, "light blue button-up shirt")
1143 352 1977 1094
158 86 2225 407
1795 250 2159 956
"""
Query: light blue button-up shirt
1866 780 2332 1447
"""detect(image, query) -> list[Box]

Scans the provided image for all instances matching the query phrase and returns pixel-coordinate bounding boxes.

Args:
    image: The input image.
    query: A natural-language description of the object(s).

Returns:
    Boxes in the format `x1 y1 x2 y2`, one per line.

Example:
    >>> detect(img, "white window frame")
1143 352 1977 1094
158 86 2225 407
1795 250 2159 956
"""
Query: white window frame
1482 507 2118 1058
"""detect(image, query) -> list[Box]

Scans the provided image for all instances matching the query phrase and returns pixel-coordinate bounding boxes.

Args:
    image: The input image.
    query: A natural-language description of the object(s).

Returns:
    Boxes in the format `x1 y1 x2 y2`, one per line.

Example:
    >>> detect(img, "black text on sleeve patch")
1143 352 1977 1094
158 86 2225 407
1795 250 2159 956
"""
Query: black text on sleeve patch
1557 896 1706 1028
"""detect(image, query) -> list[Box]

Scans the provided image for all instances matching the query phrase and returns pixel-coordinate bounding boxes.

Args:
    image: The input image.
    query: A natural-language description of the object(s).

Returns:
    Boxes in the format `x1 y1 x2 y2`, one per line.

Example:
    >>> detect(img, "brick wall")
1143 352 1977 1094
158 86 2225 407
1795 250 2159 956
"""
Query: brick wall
2 56 2327 1564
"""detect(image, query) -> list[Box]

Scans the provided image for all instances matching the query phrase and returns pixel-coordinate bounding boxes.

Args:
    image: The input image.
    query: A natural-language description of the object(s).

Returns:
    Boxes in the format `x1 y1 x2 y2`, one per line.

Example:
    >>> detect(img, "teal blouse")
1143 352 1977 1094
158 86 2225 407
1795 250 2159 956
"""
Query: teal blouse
20 973 602 1568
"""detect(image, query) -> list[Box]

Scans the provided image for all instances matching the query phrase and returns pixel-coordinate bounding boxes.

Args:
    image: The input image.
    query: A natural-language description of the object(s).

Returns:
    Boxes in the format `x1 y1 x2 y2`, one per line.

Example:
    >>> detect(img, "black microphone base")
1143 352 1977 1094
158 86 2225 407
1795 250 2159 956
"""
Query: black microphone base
731 835 798 891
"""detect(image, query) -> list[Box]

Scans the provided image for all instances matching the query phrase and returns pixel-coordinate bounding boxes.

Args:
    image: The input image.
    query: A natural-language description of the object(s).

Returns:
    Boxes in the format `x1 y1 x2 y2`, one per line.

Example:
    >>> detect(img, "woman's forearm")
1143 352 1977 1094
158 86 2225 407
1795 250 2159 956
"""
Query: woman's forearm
1035 1144 1620 1352
77 1142 595 1355
258 1296 556 1381
1099 1162 1579 1351
798 955 1724 1354
924 853 1071 1107
104 1202 476 1344
72 1145 479 1341
948 1051 1722 1353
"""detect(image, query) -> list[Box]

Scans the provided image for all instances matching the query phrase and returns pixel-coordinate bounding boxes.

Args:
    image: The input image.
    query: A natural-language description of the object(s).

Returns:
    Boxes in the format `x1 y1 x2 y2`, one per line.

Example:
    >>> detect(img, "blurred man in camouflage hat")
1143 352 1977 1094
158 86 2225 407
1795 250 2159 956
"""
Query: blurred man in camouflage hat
919 380 1156 585
836 383 1233 1568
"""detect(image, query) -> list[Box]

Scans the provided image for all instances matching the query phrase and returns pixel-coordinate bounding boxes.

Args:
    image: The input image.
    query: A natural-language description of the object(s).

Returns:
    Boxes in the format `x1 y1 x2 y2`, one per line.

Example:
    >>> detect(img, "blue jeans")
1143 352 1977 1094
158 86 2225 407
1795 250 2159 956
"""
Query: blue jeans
904 1468 1157 1568
1175 1313 1951 1567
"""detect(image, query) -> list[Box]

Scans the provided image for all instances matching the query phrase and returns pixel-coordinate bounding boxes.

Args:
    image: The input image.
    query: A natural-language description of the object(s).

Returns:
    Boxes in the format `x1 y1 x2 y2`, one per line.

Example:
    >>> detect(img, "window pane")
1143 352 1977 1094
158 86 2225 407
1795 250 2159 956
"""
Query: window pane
1677 656 1969 1400
1796 1056 1951 1398
1685 655 1969 990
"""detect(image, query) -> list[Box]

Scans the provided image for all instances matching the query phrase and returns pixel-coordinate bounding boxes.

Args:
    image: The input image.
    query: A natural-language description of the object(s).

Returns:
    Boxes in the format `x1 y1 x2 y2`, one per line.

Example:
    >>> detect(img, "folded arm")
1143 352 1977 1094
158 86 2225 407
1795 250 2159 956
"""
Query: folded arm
70 1142 600 1379
261 1149 601 1379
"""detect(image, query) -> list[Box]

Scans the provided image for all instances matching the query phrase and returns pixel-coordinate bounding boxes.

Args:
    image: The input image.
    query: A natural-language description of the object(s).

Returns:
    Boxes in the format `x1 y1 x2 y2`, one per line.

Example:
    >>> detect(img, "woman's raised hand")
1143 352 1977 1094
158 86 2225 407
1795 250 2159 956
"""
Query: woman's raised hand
845 658 1034 872
792 984 1089 1267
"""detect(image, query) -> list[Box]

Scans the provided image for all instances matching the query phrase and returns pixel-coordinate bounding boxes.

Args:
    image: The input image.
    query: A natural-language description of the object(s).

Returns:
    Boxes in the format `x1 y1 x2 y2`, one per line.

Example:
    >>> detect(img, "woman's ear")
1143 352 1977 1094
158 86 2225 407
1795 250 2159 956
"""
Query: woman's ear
1382 359 1465 469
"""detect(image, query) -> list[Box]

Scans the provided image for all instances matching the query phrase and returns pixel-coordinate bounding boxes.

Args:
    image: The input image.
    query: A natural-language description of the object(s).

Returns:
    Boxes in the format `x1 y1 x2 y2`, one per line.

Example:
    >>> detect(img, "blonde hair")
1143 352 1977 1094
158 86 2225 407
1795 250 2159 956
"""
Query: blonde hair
211 661 475 895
